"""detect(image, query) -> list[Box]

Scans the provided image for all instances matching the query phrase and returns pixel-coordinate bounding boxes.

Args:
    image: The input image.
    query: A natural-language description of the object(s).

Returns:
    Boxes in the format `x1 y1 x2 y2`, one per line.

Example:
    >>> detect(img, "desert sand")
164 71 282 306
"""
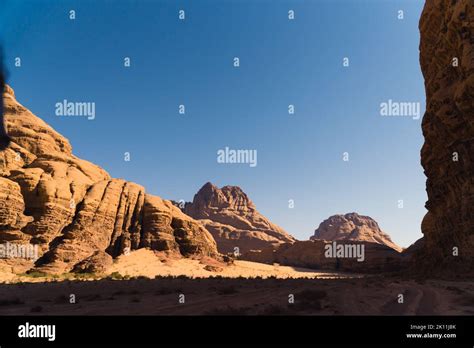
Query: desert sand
0 249 472 315
0 249 354 284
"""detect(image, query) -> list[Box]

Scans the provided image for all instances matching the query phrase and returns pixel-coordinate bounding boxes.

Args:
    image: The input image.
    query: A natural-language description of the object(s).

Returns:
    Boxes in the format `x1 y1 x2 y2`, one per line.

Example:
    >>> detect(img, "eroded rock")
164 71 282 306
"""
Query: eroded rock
419 0 474 273
0 86 218 274
184 182 295 254
310 213 402 252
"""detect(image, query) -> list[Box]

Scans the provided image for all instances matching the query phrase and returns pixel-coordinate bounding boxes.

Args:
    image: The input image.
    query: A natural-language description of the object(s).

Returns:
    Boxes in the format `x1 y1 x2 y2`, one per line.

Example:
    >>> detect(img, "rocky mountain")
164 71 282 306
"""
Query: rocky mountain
419 0 474 273
310 213 402 252
184 182 295 254
0 85 218 274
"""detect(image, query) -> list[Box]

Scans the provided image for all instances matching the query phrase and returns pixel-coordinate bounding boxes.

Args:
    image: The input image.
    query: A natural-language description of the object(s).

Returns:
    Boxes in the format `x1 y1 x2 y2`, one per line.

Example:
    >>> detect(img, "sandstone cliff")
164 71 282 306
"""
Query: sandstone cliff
419 0 474 272
0 85 217 274
184 182 295 254
310 213 402 252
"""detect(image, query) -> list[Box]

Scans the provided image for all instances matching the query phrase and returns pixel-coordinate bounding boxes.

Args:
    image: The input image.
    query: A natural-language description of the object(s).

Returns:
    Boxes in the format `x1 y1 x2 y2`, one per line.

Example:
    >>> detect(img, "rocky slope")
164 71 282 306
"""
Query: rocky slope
419 0 474 272
0 85 218 274
310 213 402 252
184 182 295 254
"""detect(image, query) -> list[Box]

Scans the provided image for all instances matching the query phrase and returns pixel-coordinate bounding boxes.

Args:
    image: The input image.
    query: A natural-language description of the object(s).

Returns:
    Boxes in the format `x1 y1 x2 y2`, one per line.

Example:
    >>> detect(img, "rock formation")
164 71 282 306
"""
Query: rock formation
310 213 402 252
419 0 474 272
244 240 402 273
184 182 295 254
0 85 218 274
244 213 403 273
73 251 113 274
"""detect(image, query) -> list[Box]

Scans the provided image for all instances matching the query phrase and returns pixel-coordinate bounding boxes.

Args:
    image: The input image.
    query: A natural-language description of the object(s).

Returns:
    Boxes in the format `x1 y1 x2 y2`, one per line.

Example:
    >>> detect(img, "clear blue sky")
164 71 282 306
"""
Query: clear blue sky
0 0 426 247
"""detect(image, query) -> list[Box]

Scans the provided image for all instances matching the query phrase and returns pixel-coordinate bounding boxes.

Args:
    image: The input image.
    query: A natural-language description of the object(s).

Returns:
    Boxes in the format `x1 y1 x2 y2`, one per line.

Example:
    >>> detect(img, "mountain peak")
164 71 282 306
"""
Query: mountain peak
185 182 295 254
192 182 256 212
311 213 402 252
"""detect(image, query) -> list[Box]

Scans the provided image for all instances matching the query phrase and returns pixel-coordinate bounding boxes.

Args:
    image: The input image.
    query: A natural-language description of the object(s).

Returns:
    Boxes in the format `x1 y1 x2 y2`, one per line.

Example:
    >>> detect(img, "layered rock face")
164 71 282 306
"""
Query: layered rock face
0 86 217 274
310 213 402 252
419 0 474 272
184 182 295 254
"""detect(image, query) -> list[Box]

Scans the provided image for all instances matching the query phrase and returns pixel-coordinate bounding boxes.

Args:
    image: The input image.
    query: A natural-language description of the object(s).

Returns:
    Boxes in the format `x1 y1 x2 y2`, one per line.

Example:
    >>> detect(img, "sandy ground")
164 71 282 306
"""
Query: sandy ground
0 249 473 315
0 276 473 315
0 249 356 283
108 249 354 279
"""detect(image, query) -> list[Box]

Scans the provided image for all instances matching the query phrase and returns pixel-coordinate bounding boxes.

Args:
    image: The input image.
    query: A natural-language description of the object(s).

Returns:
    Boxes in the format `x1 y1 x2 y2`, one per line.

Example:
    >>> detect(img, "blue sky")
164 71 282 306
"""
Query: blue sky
0 0 426 247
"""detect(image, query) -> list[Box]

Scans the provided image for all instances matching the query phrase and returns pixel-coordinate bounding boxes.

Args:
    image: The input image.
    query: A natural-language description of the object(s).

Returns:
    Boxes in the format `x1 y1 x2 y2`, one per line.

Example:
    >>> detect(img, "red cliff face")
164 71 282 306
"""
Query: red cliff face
419 0 474 272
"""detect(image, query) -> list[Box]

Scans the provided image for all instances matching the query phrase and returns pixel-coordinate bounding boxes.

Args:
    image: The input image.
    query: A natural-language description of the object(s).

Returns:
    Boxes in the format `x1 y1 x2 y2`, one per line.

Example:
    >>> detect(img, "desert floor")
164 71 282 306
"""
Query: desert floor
0 249 473 315
0 276 473 315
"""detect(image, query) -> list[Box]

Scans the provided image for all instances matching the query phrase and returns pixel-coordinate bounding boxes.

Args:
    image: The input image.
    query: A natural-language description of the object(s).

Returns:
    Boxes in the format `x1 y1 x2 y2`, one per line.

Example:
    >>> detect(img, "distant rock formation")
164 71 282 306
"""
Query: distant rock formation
244 213 403 273
419 0 474 273
0 85 218 274
310 213 402 252
244 240 403 273
184 182 295 254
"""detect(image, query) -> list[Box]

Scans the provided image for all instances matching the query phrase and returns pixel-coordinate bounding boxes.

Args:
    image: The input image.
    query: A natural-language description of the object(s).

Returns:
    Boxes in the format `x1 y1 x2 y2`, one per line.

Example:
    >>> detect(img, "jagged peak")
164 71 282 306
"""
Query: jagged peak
197 181 219 194
193 182 256 210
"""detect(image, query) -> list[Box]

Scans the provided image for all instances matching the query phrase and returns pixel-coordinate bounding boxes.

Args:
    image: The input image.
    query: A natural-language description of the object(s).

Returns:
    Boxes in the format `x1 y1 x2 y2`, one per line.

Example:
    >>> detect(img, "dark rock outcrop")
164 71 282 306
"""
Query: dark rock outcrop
419 0 474 272
73 251 113 274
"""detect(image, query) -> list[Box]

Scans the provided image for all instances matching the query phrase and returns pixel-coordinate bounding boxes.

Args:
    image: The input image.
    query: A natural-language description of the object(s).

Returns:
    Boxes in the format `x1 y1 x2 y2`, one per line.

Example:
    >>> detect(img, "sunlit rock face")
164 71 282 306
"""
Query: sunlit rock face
0 86 218 274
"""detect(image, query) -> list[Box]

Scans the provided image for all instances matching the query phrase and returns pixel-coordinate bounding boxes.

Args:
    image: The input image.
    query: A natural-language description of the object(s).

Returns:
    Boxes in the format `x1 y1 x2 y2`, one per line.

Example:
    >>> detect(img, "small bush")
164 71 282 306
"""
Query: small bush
74 272 98 280
108 272 124 280
23 271 48 278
